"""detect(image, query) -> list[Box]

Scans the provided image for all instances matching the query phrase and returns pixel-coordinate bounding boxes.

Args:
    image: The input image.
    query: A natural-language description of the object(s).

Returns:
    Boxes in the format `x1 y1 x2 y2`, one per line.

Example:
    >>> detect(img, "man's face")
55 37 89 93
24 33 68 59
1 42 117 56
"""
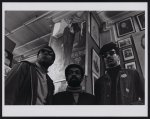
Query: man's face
66 67 83 87
37 49 55 67
102 49 120 69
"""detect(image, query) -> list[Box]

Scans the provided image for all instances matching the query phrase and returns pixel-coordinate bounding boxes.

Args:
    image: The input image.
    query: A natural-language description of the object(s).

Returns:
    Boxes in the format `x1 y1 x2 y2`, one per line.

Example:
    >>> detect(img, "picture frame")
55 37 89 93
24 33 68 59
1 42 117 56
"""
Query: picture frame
125 61 136 70
136 13 145 31
92 49 100 78
92 72 99 95
116 17 135 37
118 37 132 48
90 13 100 47
122 47 134 61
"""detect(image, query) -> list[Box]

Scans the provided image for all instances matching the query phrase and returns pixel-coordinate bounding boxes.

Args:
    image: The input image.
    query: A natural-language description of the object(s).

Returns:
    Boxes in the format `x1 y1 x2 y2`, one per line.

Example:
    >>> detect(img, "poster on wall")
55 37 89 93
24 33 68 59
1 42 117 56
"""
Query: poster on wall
92 72 99 95
125 61 136 70
118 37 132 48
116 17 135 37
132 34 145 78
92 49 100 78
136 12 145 31
49 17 86 83
90 14 100 47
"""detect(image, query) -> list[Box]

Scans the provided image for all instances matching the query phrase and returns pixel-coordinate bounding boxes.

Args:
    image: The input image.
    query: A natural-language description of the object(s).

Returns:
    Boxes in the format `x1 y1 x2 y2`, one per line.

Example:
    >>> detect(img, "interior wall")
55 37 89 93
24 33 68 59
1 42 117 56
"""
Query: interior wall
85 12 102 94
85 11 145 94
101 11 145 87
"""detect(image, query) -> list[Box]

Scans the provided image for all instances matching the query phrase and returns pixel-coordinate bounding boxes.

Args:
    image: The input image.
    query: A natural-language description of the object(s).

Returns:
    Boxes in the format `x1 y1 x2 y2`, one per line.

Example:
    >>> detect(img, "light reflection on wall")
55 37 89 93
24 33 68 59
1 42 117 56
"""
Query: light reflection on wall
54 80 67 94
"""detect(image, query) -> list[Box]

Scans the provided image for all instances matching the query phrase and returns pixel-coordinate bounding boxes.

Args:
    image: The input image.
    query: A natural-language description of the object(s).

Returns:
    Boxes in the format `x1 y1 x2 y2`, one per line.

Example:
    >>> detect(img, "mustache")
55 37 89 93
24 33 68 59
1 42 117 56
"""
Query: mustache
70 75 78 79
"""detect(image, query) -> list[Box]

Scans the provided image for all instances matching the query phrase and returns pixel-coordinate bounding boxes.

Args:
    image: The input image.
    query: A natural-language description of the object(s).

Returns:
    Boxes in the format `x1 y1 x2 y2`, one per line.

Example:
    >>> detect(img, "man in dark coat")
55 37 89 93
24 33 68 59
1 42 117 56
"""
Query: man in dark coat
53 64 95 105
94 42 144 105
5 46 55 105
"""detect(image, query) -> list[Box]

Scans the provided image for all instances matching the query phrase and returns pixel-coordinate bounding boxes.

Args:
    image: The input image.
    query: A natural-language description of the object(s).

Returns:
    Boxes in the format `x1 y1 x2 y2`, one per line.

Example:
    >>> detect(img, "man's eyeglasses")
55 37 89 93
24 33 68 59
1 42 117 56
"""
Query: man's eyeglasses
102 50 116 58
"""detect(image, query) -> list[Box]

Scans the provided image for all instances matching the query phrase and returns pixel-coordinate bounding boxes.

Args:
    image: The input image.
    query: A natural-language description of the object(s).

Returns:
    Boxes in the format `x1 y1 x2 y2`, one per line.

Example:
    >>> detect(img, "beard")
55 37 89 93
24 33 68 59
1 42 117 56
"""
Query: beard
67 76 81 87
106 60 120 68
37 58 53 69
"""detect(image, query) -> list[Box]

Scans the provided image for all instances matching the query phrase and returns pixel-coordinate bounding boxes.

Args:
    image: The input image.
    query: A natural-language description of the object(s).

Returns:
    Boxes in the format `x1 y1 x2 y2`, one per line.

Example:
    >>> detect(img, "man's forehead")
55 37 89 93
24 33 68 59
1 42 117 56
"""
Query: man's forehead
69 67 81 71
42 48 54 52
105 49 115 53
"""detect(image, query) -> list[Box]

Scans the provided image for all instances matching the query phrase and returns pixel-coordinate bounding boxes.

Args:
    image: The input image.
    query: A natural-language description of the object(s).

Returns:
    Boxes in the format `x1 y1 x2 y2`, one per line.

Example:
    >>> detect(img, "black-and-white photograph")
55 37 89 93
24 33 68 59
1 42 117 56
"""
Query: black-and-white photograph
92 72 99 95
136 12 145 30
125 61 137 70
2 2 147 117
116 17 135 37
118 37 132 48
92 49 100 78
122 47 134 61
90 13 100 47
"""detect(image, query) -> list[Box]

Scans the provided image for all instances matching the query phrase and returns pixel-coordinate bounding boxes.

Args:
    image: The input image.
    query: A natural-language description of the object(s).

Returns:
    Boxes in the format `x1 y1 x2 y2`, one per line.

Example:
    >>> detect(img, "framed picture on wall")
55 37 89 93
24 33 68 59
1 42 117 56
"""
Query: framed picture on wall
118 37 132 48
136 13 145 31
90 14 100 47
116 17 135 37
92 49 100 78
125 61 136 70
122 47 134 61
92 72 99 95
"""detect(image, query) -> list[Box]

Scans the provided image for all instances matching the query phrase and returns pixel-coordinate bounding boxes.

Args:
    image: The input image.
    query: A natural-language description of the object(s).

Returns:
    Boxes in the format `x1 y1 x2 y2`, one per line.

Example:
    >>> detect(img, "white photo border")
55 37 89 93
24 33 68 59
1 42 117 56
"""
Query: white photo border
2 2 148 117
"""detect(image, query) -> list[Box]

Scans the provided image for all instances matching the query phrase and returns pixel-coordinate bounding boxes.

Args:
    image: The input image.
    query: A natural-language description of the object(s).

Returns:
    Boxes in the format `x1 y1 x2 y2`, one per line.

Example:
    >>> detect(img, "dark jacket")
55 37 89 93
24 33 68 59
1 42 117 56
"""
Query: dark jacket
94 68 144 105
5 61 54 105
53 91 95 105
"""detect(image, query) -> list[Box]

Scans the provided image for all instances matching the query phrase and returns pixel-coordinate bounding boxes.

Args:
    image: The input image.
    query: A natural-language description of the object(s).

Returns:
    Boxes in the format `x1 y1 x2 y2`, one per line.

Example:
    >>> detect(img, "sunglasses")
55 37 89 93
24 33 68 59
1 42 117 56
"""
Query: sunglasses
102 50 116 58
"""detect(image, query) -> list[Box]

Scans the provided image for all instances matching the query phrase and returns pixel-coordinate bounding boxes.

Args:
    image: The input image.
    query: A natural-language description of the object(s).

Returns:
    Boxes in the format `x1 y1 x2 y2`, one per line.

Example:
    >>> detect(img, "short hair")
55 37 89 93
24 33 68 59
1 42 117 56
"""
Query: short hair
65 64 84 78
99 42 119 56
37 46 55 60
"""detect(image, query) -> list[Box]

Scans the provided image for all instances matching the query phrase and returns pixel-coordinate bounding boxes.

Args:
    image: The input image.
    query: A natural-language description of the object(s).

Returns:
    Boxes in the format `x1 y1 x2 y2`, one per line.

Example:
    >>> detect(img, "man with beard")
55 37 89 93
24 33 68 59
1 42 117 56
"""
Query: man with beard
94 42 144 105
53 64 95 105
5 46 55 105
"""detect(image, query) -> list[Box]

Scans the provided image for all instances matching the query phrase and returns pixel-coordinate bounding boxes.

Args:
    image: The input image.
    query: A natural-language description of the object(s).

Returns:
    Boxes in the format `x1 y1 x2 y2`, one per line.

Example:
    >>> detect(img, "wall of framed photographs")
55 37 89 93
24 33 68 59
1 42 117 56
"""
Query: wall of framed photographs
85 11 103 94
101 11 145 90
84 11 145 94
114 12 145 84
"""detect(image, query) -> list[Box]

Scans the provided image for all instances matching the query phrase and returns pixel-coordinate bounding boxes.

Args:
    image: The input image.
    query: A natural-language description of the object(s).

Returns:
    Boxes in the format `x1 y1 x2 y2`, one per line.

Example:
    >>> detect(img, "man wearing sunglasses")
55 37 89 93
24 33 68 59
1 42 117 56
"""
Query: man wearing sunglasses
94 42 144 105
5 46 55 105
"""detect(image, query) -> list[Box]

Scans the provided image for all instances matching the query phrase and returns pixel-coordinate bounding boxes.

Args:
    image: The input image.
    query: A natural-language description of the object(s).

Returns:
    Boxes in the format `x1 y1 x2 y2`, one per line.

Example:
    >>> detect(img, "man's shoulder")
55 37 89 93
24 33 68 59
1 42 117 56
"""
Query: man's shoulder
120 68 138 74
54 91 67 97
20 61 35 66
16 61 35 67
54 91 67 95
10 61 35 71
81 92 95 97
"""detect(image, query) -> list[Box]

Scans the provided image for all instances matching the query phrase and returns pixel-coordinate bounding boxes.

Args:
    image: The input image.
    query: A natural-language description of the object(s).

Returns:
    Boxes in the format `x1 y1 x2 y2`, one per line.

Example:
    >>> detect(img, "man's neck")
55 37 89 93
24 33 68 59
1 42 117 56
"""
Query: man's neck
66 85 82 93
35 62 48 73
107 65 121 79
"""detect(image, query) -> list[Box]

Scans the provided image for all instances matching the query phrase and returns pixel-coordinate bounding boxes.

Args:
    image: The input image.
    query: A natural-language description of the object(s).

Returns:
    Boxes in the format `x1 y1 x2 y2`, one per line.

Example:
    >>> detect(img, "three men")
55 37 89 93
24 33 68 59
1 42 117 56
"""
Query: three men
5 42 144 105
94 42 144 105
5 46 55 105
53 64 95 105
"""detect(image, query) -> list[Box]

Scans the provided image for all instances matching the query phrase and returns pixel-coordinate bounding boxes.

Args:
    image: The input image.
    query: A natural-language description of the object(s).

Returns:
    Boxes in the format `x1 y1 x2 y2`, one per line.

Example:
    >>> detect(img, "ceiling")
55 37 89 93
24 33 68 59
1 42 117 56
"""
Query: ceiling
5 11 129 62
